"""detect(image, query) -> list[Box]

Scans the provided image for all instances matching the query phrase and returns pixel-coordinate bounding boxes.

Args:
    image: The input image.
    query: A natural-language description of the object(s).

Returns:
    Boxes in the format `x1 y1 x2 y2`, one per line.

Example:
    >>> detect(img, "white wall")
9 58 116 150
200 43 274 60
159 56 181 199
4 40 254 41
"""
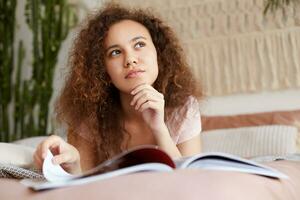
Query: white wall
200 88 300 116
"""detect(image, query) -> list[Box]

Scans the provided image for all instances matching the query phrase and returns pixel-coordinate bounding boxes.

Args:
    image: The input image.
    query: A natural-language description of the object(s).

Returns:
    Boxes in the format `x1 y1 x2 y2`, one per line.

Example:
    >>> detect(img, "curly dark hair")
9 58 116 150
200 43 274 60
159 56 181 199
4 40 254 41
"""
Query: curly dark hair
55 2 203 161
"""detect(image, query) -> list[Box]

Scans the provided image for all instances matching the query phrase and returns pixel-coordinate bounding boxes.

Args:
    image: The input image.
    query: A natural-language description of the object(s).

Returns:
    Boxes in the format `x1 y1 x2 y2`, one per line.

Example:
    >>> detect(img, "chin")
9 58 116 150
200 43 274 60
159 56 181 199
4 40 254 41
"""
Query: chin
117 78 156 93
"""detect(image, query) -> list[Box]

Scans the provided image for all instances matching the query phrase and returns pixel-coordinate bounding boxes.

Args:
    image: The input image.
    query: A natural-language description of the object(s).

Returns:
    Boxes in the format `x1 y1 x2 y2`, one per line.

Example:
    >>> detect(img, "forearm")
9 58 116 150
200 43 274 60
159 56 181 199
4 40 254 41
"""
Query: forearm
68 130 98 173
152 125 182 159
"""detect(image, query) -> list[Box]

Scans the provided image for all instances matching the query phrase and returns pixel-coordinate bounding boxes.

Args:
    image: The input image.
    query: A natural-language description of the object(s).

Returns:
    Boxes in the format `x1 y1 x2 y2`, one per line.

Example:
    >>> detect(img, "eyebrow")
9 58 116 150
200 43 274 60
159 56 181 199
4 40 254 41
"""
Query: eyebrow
131 36 147 42
105 36 147 53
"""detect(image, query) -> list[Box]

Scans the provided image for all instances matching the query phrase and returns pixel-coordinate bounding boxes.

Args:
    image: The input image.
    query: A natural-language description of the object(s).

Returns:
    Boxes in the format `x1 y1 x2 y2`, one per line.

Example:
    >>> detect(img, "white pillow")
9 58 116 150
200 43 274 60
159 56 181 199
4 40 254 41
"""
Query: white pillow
13 136 48 148
0 143 35 168
201 125 298 158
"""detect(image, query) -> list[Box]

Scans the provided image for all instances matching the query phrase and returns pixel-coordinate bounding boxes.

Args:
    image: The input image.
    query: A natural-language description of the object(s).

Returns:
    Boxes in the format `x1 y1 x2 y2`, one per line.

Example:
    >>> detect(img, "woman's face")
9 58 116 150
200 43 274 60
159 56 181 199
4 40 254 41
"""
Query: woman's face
104 19 158 94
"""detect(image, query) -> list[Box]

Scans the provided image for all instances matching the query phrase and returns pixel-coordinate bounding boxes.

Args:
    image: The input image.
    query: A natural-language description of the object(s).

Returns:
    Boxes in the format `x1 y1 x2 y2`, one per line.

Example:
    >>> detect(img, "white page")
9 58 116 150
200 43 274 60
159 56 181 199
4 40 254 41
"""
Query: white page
42 149 76 182
21 163 173 190
179 152 288 179
186 158 287 179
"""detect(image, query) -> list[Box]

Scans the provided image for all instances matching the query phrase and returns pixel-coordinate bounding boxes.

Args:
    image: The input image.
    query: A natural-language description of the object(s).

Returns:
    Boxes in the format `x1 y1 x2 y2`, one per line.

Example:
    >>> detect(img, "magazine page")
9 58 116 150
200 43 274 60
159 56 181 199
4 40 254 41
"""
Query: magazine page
44 145 175 182
78 145 175 179
42 149 76 182
178 152 288 179
21 163 173 190
21 145 175 190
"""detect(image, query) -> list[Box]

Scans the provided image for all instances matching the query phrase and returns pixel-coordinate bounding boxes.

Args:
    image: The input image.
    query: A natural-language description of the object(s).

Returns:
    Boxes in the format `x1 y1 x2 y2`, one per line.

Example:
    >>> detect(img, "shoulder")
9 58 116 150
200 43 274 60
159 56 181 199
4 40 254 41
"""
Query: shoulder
174 96 200 119
166 96 202 144
183 96 200 115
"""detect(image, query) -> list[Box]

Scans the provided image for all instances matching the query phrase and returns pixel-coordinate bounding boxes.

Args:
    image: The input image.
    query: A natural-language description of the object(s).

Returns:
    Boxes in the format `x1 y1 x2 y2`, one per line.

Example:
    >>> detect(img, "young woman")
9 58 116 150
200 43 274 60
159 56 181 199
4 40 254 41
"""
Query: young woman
34 3 204 174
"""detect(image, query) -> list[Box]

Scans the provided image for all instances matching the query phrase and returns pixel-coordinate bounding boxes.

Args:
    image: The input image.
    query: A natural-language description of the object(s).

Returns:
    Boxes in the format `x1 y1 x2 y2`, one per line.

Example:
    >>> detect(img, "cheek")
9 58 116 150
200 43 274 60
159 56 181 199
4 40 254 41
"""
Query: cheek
143 47 158 66
105 60 120 76
147 51 159 81
151 51 159 73
151 47 158 66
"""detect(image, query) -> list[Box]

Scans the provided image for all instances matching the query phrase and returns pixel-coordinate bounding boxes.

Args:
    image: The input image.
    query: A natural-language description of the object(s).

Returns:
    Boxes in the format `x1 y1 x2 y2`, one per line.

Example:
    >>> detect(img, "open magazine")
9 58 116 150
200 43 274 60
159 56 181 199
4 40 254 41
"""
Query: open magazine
21 145 288 190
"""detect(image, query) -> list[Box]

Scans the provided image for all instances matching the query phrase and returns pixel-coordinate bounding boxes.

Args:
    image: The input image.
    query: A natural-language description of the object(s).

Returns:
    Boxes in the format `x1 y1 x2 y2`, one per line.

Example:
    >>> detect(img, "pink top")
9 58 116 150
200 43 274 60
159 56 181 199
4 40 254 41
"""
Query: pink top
76 96 201 145
166 96 202 144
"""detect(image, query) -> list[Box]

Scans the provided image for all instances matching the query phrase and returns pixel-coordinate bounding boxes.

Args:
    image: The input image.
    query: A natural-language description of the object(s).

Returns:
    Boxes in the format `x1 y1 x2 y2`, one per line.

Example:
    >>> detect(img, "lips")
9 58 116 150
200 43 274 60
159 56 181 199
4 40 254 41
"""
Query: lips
125 69 145 79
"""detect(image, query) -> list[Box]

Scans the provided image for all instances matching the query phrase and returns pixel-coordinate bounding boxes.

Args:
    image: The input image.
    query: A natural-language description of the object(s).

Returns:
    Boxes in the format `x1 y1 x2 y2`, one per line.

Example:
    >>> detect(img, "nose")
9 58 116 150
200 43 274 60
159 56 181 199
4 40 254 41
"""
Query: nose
125 53 138 68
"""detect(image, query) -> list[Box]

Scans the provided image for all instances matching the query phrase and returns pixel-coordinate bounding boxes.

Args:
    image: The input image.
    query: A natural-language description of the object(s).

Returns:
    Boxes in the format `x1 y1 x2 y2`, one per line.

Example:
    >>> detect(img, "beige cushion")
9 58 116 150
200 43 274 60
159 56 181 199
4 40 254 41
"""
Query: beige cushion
201 110 300 152
201 125 298 158
0 143 35 168
201 109 300 131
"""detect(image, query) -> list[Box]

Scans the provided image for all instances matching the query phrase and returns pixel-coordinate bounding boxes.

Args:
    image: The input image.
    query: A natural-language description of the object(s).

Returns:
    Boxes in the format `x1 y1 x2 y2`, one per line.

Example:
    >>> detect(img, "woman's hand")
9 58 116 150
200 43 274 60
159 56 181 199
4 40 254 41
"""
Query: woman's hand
130 83 166 134
130 84 182 159
33 135 82 174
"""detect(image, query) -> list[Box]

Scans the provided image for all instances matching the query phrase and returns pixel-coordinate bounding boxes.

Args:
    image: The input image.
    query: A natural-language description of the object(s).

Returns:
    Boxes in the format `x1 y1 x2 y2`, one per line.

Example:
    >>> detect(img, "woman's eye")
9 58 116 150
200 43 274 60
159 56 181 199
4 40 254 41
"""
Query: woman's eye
135 41 146 49
110 49 121 57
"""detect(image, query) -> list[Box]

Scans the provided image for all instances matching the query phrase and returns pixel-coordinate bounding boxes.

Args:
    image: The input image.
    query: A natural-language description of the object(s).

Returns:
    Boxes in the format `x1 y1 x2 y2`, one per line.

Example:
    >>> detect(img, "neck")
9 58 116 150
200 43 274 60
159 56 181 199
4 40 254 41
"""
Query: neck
119 92 144 123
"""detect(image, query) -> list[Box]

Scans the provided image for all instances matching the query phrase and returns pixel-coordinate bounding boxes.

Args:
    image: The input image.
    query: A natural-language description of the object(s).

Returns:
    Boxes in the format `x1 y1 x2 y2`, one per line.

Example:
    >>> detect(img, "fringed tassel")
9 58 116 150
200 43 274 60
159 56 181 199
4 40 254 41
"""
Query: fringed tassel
186 28 300 95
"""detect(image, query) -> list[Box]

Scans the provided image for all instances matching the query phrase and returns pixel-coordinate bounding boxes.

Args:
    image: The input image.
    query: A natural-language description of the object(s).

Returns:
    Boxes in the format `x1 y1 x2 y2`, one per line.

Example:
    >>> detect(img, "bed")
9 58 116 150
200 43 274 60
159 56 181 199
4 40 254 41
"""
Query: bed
1 160 300 200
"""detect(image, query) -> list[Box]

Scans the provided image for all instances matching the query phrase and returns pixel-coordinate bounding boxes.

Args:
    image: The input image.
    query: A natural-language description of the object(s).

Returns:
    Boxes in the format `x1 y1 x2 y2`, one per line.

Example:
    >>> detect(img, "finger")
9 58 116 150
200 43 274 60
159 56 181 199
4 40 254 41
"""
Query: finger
34 141 47 164
33 153 43 169
35 142 43 159
131 89 150 106
134 93 160 110
52 153 71 165
42 141 61 158
49 145 60 156
139 101 161 112
131 88 162 106
40 136 63 158
131 84 156 95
